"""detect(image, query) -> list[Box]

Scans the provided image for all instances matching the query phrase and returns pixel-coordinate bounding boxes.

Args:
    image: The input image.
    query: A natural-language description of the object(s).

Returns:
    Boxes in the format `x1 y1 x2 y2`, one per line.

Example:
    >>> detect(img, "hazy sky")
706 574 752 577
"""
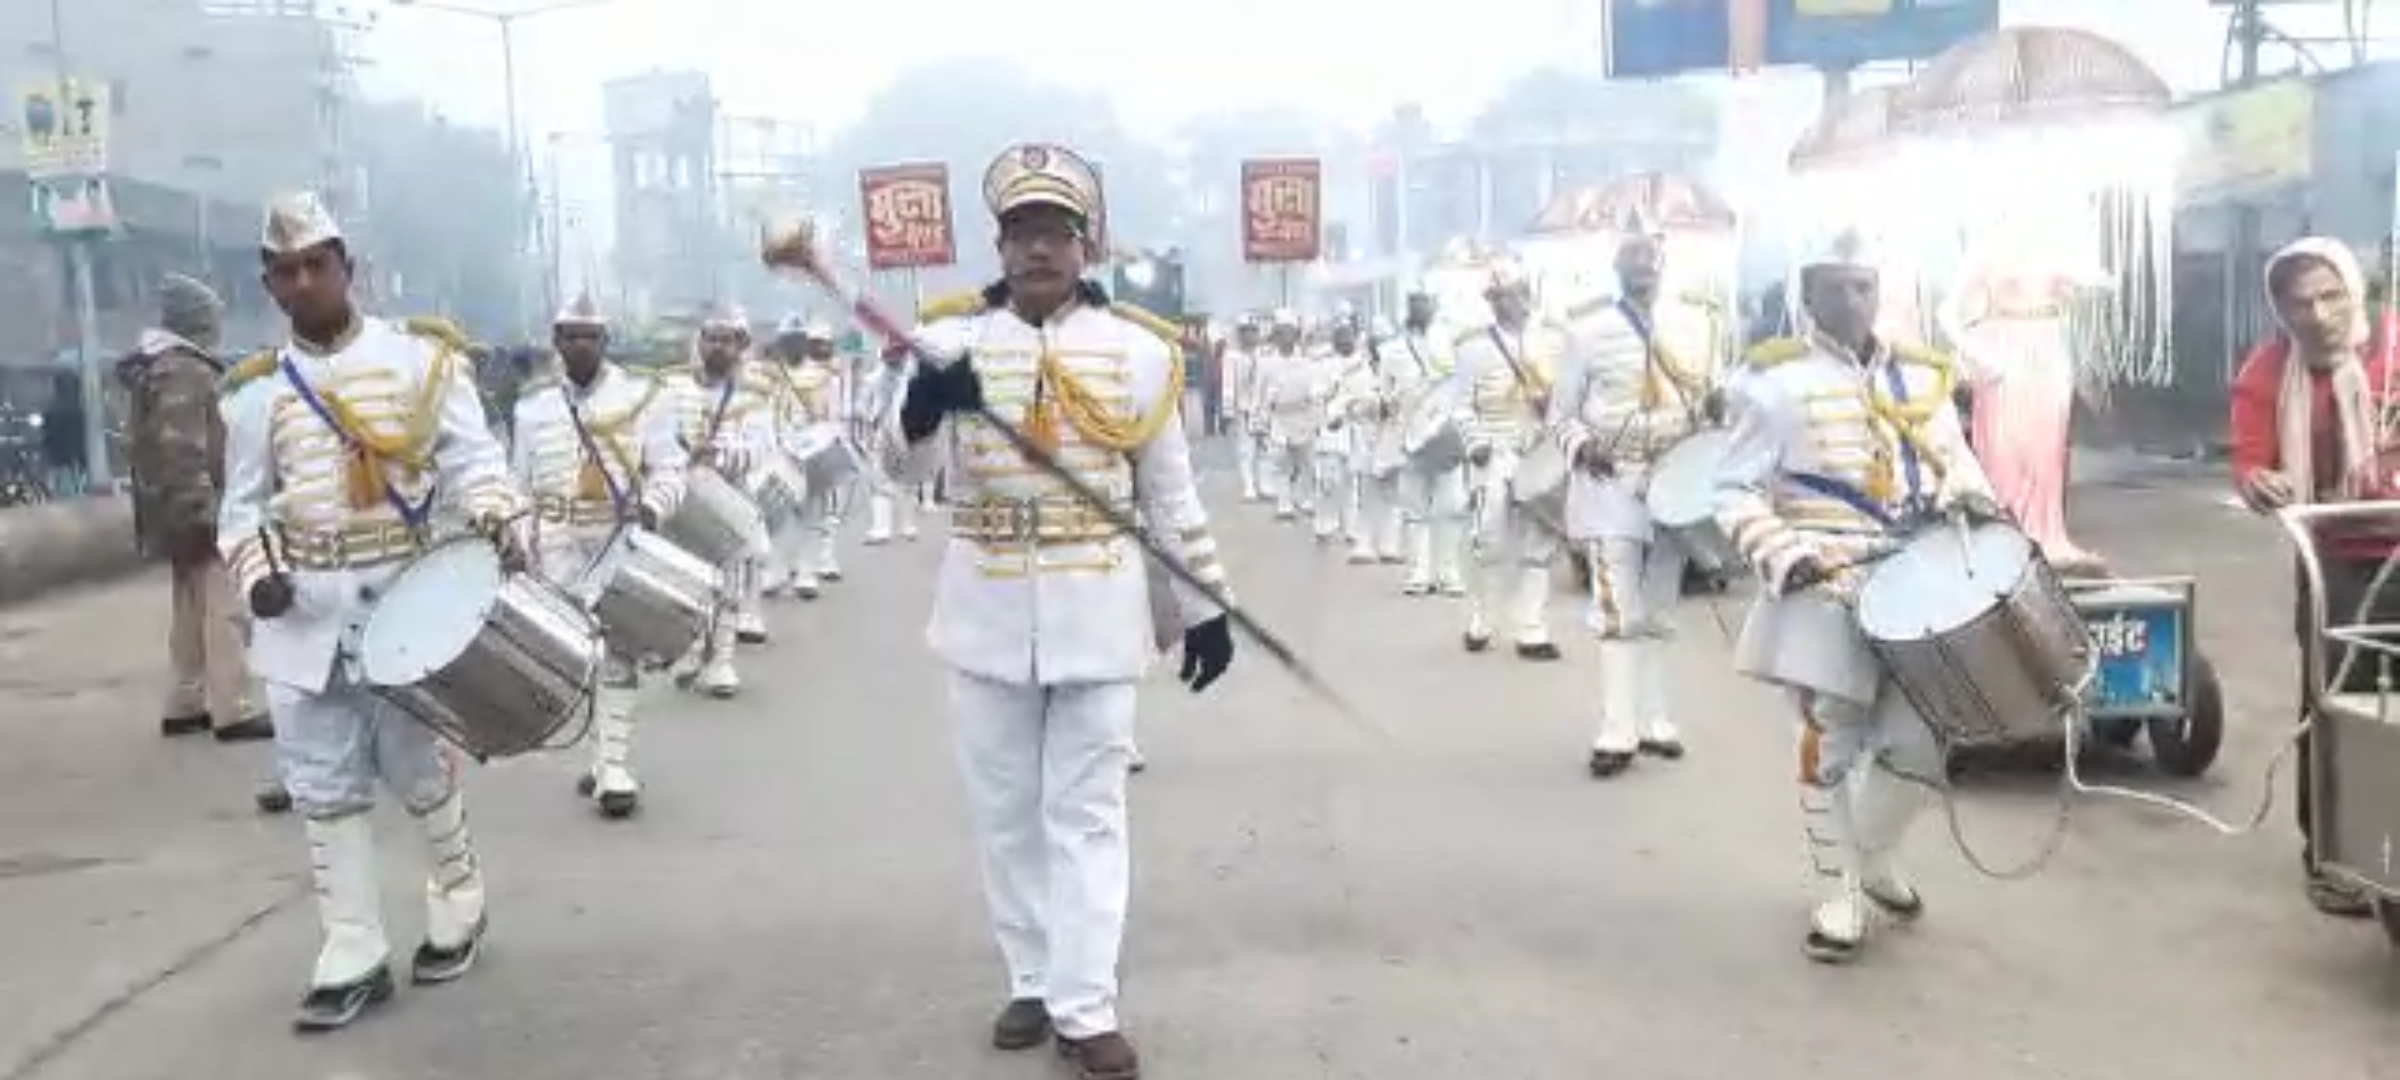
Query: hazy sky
362 0 2379 149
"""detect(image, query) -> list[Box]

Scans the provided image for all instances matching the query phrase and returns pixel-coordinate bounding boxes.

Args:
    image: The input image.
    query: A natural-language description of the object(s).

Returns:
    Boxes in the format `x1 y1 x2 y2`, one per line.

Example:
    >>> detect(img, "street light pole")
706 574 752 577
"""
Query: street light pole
44 0 110 493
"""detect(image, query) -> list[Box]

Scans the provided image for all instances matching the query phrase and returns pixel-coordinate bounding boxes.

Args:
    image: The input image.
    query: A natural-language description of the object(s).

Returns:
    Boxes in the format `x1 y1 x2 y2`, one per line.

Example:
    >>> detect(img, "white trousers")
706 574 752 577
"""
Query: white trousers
1587 538 1687 752
1235 420 1265 497
950 671 1138 1040
1465 455 1557 642
1397 465 1468 588
1312 450 1351 537
1792 684 1942 930
1347 469 1404 557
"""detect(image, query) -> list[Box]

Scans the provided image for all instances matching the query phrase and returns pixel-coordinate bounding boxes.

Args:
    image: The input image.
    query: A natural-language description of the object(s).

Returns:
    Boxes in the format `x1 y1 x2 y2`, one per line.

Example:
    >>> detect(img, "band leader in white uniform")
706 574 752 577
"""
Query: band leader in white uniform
511 294 688 817
1551 234 1719 776
1712 230 2003 963
667 308 776 694
1449 259 1566 659
1388 291 1468 595
219 192 516 1029
894 142 1235 1080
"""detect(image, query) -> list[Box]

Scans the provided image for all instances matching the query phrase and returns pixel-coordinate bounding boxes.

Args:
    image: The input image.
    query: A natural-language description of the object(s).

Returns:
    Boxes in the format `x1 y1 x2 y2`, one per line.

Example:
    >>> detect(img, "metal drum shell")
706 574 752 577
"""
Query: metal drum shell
1511 439 1572 523
1855 523 2093 746
664 467 769 564
749 453 809 523
1645 430 1738 573
357 546 604 761
578 528 720 663
1400 396 1465 474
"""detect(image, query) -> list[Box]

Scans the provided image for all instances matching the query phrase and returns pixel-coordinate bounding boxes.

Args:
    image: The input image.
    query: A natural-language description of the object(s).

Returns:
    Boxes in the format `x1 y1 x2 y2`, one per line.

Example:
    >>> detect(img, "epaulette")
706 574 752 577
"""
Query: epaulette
219 350 277 395
400 315 472 355
1741 336 1809 367
1107 302 1183 353
1891 340 1953 371
917 291 989 323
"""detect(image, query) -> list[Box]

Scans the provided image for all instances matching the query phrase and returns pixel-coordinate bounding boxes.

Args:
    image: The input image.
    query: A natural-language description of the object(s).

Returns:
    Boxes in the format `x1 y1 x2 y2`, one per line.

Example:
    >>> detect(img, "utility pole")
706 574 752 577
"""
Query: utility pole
42 0 110 494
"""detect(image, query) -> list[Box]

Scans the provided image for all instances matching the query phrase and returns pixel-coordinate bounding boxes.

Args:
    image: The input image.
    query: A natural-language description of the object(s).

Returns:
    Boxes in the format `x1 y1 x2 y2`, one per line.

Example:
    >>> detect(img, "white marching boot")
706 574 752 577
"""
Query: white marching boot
1800 782 1869 964
1400 520 1435 595
1509 565 1560 661
1587 638 1643 777
1634 638 1685 759
1850 762 1934 923
295 813 395 1031
863 493 896 545
409 791 488 984
1430 516 1467 596
585 683 642 818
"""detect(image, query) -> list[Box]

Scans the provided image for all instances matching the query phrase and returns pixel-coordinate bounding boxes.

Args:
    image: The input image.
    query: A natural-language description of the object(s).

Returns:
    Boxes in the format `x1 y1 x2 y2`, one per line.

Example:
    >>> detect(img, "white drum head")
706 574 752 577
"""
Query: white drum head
788 425 837 461
1646 431 1729 529
1855 523 2036 643
1518 444 1568 490
355 541 503 686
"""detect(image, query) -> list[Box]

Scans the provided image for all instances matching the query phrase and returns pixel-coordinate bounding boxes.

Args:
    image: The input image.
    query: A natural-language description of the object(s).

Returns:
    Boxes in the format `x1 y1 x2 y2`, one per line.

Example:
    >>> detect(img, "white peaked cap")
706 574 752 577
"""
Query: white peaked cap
983 142 1103 221
773 312 806 337
1799 225 1884 272
553 292 607 328
800 319 834 340
260 191 343 254
1485 254 1531 291
1270 308 1301 328
702 303 750 332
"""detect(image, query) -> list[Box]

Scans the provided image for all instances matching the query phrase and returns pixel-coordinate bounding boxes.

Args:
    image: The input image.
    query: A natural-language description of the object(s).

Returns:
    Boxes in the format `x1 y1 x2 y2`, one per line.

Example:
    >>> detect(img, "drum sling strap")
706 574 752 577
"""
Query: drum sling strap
564 388 632 517
279 358 436 532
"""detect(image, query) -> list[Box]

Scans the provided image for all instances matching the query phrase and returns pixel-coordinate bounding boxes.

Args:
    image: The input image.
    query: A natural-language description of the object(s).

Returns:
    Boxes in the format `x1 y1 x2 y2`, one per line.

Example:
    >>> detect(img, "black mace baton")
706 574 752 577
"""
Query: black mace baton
762 230 1363 722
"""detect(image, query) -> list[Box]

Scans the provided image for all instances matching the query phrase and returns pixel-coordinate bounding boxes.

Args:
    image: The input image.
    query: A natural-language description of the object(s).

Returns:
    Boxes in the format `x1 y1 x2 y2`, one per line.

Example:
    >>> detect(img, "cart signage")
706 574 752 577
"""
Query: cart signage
2083 604 2184 713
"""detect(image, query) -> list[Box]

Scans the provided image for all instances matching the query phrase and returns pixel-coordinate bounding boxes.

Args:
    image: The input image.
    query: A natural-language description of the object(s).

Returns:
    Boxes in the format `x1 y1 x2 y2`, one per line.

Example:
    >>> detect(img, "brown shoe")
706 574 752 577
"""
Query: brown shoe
2306 871 2374 918
1058 1030 1141 1080
990 998 1052 1050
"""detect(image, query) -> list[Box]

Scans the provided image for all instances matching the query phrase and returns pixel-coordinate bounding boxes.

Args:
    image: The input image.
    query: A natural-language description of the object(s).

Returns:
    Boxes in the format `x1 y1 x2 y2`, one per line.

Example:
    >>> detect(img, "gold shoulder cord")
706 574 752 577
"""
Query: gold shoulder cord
1023 303 1184 453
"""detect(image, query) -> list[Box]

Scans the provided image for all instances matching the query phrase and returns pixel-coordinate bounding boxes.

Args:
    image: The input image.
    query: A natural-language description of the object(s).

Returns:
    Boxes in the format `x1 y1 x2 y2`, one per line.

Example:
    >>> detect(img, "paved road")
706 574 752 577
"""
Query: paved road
6 460 2400 1080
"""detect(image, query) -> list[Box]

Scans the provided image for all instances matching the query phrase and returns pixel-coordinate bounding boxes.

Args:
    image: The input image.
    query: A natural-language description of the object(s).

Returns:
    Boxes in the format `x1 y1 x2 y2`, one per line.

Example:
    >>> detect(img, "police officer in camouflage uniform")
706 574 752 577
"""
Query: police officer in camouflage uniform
118 273 291 813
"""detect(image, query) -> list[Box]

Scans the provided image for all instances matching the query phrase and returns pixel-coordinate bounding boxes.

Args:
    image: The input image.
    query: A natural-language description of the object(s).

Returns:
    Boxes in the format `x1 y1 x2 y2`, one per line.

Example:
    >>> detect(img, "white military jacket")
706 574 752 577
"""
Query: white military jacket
1713 331 1994 703
1258 346 1319 446
1449 320 1567 455
510 359 689 577
857 358 917 479
912 292 1230 686
1324 348 1387 470
666 361 775 481
217 316 522 693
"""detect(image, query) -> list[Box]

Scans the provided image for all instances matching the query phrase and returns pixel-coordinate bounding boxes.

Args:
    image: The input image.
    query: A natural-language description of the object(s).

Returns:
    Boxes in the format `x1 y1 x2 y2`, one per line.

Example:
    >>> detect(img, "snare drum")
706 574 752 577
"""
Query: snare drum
1644 430 1738 572
352 538 604 761
748 452 808 523
575 526 721 662
662 467 769 564
1510 439 1571 526
1853 521 2094 746
1400 391 1465 474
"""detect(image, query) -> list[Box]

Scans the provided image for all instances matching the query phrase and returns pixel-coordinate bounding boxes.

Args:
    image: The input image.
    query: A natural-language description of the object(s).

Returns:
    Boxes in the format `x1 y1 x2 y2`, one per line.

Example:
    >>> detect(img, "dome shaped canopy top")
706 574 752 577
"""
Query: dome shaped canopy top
1890 25 2171 134
1788 85 1902 171
1525 171 1735 236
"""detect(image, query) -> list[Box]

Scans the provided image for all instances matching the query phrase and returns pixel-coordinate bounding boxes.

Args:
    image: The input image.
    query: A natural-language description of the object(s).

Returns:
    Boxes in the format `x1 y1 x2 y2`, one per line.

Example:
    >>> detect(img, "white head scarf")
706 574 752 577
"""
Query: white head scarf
2267 237 2379 503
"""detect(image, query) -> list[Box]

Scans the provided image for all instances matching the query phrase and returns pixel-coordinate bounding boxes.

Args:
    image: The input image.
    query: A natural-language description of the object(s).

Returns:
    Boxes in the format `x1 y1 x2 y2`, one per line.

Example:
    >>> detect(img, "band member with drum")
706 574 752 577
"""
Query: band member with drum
859 340 924 544
1714 228 2001 963
2228 236 2400 919
219 192 518 1028
1390 291 1469 596
789 322 855 587
512 294 688 818
1223 316 1264 498
1450 259 1566 659
894 142 1235 1080
1313 313 1372 547
669 306 775 695
1552 233 1721 776
1259 310 1314 519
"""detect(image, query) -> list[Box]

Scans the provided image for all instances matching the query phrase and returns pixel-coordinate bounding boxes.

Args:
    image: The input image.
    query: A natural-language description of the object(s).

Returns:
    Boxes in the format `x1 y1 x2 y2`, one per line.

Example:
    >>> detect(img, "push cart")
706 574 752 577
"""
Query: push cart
2276 502 2400 944
2064 575 2226 778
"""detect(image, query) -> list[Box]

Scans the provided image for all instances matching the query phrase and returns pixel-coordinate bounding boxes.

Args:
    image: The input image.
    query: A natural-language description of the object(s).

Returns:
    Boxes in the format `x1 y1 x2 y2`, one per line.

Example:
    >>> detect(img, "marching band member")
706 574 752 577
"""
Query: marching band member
1390 291 1468 596
1224 316 1265 499
512 294 688 818
219 192 515 1028
894 142 1234 1080
1260 310 1314 519
669 306 775 694
1551 234 1719 776
2227 236 2400 918
860 341 923 544
789 322 854 585
1313 314 1370 546
1714 228 1999 963
1450 260 1565 659
756 317 818 597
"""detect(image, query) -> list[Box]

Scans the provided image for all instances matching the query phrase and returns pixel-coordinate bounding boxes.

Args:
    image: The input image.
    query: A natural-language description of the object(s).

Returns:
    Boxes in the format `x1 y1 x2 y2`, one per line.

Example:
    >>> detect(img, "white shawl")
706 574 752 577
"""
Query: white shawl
2270 238 2378 503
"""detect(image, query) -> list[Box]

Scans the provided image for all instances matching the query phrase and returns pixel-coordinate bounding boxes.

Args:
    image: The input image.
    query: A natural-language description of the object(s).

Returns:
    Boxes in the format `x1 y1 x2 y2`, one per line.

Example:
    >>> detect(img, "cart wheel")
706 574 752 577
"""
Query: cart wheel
2147 655 2225 778
2376 899 2400 949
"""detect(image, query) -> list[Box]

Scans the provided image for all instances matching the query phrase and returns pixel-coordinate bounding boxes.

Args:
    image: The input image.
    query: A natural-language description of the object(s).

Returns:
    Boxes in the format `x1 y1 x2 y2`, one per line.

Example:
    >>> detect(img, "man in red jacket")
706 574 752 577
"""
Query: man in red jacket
2227 235 2400 918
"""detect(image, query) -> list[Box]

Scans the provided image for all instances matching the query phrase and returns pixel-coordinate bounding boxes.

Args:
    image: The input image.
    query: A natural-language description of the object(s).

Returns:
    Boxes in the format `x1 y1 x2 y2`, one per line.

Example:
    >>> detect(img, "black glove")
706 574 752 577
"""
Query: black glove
900 357 983 442
635 501 662 531
1783 556 1830 593
1177 614 1234 693
248 574 295 619
1952 492 2008 525
1574 441 1616 477
1701 387 1728 426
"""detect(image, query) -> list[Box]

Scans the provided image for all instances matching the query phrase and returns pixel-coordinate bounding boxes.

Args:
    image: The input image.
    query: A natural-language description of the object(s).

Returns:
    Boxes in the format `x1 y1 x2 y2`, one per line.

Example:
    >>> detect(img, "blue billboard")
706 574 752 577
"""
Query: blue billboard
1765 0 1999 69
1606 0 1997 78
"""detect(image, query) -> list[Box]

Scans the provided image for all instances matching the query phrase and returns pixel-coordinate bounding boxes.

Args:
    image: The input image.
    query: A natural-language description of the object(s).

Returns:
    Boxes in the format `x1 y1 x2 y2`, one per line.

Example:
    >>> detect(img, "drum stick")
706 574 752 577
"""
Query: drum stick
761 224 1366 725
